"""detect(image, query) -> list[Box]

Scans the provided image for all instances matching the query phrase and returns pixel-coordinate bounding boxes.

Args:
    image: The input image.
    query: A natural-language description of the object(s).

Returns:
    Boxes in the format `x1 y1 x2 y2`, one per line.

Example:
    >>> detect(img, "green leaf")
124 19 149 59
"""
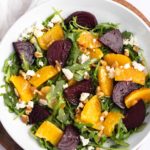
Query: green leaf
122 31 133 39
92 23 119 36
145 74 150 88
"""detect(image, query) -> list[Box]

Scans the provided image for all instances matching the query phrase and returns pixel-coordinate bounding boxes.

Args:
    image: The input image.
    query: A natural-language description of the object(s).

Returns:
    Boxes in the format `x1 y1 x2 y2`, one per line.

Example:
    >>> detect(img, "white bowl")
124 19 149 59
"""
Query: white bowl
0 0 150 150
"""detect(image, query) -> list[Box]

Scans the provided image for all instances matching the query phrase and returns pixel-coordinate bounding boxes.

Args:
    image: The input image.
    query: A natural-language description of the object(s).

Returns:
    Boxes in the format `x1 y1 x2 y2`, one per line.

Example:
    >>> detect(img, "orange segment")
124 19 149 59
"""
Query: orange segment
81 95 101 124
37 24 64 50
77 31 101 49
10 75 33 102
115 67 146 85
98 66 113 96
103 112 123 137
104 53 131 66
89 48 103 59
125 88 150 108
35 121 63 145
29 66 58 87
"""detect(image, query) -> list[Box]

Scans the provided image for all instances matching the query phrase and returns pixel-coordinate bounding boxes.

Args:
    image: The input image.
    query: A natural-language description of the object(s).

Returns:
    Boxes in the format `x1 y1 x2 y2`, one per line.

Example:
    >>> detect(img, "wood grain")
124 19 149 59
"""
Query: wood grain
113 0 150 27
0 1 149 150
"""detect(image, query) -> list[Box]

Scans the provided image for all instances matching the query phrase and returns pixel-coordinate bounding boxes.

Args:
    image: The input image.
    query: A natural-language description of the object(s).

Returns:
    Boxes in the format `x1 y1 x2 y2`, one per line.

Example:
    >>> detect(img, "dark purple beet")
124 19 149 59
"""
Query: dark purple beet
65 11 98 29
57 125 80 150
28 104 50 124
123 100 145 130
47 39 72 67
13 41 35 65
64 79 95 105
100 29 123 53
112 82 140 109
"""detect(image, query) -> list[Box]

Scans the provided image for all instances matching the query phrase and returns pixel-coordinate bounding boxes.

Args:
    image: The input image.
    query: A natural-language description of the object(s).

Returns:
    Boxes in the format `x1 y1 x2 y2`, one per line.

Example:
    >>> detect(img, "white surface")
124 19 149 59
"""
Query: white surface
0 0 150 150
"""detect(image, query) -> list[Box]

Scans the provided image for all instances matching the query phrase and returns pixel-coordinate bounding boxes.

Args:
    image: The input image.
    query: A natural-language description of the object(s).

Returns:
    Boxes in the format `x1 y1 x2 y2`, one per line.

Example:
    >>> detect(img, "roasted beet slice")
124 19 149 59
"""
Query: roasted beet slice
112 82 139 109
65 11 98 29
123 100 145 130
47 39 72 67
58 125 80 150
13 41 35 66
100 29 123 53
29 104 50 124
64 79 95 105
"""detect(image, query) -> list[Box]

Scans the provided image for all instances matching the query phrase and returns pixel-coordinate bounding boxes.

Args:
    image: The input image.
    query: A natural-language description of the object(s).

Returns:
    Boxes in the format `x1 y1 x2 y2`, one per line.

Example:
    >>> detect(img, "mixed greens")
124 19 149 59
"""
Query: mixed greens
1 9 150 150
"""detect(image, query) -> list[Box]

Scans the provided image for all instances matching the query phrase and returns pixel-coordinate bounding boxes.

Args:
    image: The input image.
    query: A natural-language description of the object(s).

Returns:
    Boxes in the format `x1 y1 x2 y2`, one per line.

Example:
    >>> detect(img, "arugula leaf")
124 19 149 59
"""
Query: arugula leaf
66 32 81 65
123 44 141 62
3 52 20 82
92 23 119 36
101 45 111 55
122 31 133 39
145 74 150 88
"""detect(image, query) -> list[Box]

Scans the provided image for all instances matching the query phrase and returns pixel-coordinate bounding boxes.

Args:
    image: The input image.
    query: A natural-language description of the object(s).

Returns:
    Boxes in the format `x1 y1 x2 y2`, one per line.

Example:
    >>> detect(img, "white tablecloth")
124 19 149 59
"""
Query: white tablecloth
0 0 149 149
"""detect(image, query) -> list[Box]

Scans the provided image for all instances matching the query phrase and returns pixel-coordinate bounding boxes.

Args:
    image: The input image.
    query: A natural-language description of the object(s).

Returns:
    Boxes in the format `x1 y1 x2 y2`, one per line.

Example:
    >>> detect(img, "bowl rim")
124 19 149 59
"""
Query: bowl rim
0 0 150 149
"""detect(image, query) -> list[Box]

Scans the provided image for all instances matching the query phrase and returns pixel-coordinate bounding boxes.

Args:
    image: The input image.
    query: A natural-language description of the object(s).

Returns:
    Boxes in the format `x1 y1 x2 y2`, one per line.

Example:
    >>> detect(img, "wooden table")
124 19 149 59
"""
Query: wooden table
0 0 149 150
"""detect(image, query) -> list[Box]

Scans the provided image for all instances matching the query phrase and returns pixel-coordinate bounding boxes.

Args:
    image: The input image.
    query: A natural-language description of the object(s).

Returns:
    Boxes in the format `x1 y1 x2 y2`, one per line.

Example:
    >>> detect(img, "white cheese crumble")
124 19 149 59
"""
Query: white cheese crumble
62 68 73 80
47 22 54 28
132 61 145 71
27 101 34 108
35 22 45 30
123 35 138 46
80 93 90 102
80 54 90 64
39 99 48 106
124 63 130 69
33 28 44 37
80 136 90 146
106 66 115 79
77 102 84 109
63 83 69 89
100 116 105 122
51 15 62 24
39 61 44 67
16 102 26 109
88 146 95 150
26 70 35 76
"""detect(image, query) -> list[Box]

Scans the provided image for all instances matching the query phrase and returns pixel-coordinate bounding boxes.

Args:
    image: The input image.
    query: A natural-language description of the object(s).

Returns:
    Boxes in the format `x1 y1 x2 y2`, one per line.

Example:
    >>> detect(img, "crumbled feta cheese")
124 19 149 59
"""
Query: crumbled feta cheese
123 35 138 46
88 146 95 150
106 66 115 79
62 68 73 80
16 102 26 109
93 38 97 43
80 93 90 101
63 83 69 89
27 101 34 108
47 22 54 28
124 63 130 69
35 22 45 30
80 54 90 64
84 71 90 79
8 60 12 66
39 99 48 106
51 15 62 23
39 61 44 67
26 70 35 76
26 26 34 33
34 28 44 37
78 102 84 109
132 61 145 71
80 136 90 146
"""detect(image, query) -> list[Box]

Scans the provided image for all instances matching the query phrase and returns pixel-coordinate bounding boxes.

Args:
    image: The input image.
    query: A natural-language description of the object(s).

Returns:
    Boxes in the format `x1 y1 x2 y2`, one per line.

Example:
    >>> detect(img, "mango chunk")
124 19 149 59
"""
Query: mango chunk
103 112 123 137
10 76 33 102
115 67 146 85
77 31 101 49
37 24 64 50
81 95 101 124
29 66 58 87
35 121 63 145
98 66 113 96
104 53 131 66
125 88 150 108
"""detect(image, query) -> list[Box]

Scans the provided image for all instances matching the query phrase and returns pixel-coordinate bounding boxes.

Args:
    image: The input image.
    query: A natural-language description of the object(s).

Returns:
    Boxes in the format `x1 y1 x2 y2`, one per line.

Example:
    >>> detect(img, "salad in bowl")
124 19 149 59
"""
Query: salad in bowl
1 9 150 150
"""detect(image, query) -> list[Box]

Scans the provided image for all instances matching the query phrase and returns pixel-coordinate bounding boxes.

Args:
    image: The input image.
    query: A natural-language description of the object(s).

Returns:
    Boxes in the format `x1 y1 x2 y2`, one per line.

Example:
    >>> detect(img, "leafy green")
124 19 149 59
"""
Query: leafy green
122 31 133 39
101 45 111 55
100 96 114 112
92 23 119 36
66 32 81 65
3 52 20 82
123 44 141 62
145 74 150 88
